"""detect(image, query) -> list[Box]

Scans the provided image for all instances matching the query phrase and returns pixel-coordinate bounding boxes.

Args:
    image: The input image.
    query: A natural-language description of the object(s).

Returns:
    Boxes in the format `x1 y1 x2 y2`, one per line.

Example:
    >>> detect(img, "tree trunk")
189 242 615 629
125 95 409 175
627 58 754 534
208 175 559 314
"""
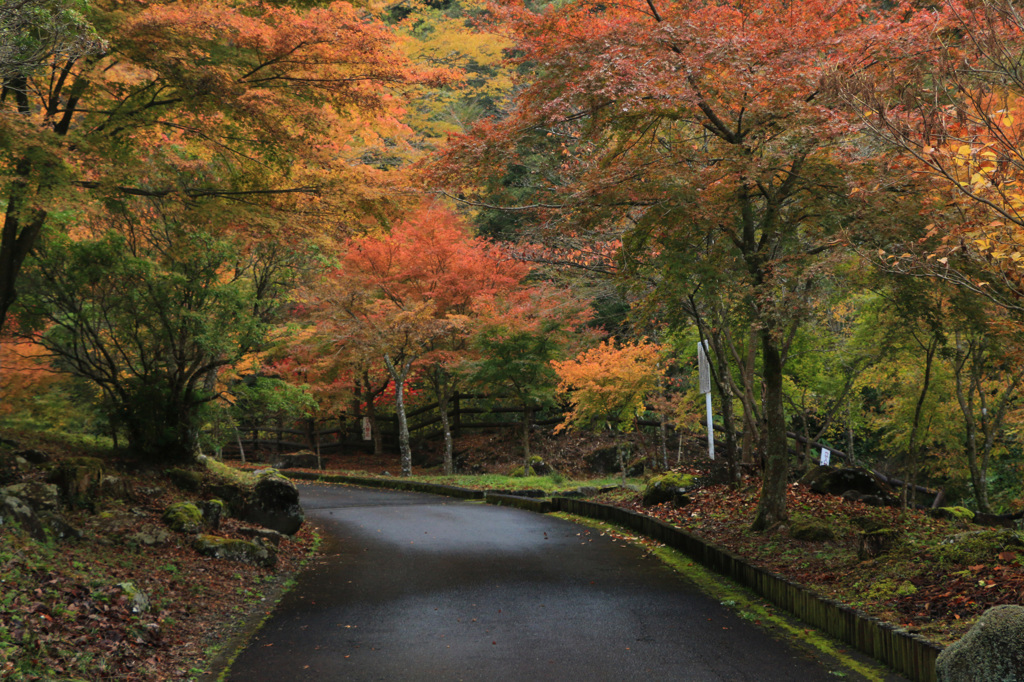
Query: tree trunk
905 335 938 508
438 384 454 475
384 354 413 477
751 331 789 532
953 336 991 514
522 405 532 474
0 160 49 335
362 376 384 457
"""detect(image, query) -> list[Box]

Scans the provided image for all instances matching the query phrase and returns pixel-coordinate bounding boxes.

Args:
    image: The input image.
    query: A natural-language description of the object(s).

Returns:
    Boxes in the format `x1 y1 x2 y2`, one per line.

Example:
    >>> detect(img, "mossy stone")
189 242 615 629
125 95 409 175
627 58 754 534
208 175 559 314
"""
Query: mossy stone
162 502 203 534
790 518 836 542
937 605 1024 682
857 528 901 560
166 468 204 493
929 506 976 522
935 530 1024 567
48 457 104 509
192 534 276 568
642 472 696 506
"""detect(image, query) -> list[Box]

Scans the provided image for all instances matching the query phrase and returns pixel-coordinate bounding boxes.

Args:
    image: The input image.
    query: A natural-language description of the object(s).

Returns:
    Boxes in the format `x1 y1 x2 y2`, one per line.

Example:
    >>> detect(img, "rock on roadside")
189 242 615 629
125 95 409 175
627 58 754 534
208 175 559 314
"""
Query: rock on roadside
937 604 1024 682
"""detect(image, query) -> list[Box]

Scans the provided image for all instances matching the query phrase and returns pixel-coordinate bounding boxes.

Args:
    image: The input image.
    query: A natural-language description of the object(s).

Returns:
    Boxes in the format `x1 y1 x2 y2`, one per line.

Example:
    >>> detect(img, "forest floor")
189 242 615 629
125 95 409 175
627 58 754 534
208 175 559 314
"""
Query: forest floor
0 431 319 681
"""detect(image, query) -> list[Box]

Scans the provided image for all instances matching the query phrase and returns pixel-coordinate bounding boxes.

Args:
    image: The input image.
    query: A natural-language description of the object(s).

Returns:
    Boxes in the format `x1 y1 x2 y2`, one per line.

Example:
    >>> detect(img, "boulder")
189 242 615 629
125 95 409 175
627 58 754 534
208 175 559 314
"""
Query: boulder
237 526 287 547
207 482 249 516
0 493 38 534
15 449 50 465
48 457 104 509
642 472 696 507
193 534 276 568
0 493 79 541
802 465 894 503
241 472 304 535
935 530 1024 567
510 456 550 477
790 518 836 542
127 524 173 547
1 482 60 511
937 605 1024 682
586 443 633 475
200 499 225 530
0 450 23 486
117 581 151 614
162 502 204 534
37 512 81 541
274 450 321 470
98 475 131 500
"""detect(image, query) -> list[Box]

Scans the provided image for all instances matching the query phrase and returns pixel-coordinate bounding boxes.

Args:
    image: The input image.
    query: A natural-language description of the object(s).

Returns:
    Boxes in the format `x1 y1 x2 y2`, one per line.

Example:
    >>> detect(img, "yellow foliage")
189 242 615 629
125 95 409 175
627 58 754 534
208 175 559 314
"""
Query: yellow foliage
552 338 666 433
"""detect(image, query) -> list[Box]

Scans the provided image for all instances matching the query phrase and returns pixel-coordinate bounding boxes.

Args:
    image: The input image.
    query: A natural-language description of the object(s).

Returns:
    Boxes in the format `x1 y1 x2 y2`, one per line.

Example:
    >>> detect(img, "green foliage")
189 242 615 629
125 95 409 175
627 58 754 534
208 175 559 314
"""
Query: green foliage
462 324 562 411
14 209 298 463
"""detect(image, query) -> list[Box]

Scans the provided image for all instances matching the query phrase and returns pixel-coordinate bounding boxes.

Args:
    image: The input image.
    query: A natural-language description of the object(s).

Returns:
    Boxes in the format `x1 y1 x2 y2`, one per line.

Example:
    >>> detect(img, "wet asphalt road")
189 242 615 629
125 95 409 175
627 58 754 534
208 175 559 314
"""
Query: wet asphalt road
226 484 854 681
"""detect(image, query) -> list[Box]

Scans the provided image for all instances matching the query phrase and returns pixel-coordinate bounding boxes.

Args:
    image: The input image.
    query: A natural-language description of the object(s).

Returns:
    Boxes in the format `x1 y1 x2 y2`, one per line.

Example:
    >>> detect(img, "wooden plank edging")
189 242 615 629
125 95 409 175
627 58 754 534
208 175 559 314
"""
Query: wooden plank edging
283 471 484 499
483 493 553 513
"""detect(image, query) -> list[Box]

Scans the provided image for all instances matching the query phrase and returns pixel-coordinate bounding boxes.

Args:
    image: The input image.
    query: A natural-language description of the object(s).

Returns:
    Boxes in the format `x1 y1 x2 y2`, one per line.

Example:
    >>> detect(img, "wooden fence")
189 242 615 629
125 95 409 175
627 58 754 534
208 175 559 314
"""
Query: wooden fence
217 396 943 506
216 393 578 458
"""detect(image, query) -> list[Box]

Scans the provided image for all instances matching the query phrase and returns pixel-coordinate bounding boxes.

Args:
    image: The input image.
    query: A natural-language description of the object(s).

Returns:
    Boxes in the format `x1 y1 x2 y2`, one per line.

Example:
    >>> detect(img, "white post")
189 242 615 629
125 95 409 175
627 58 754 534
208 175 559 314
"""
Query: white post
705 391 715 460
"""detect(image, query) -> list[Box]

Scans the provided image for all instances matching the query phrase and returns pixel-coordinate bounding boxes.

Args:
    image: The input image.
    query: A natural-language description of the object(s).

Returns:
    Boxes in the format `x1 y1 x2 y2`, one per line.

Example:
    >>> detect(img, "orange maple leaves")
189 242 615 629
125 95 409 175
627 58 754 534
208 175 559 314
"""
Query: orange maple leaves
553 338 665 434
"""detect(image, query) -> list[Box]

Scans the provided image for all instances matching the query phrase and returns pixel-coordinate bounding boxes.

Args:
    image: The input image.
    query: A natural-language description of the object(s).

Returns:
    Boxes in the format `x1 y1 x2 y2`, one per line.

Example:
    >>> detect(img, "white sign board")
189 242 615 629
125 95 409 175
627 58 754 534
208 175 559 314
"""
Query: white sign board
697 340 714 460
362 417 372 441
820 447 831 466
697 340 711 395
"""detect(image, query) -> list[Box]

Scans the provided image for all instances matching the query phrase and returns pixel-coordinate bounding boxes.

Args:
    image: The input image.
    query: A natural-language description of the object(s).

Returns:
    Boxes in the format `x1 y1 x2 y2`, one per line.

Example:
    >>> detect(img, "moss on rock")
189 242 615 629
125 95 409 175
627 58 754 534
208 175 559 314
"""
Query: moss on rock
789 518 836 542
937 605 1024 682
935 530 1024 567
642 472 696 507
192 534 276 568
929 506 976 522
162 502 204 534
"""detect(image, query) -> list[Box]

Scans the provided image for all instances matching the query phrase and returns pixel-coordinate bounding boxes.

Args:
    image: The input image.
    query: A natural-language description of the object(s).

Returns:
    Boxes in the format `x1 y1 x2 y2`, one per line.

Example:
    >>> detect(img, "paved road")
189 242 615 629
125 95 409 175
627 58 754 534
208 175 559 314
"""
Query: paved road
226 484 865 681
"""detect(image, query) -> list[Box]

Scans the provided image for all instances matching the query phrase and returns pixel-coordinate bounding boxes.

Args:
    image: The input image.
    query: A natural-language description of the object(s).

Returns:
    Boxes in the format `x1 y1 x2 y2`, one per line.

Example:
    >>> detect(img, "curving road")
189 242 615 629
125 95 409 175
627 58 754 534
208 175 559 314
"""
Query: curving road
226 484 881 681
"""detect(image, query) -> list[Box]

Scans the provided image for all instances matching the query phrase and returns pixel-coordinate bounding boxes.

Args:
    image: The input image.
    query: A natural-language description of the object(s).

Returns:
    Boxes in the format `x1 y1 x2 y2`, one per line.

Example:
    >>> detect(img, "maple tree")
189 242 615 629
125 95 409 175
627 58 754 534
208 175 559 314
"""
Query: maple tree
0 0 452 341
393 0 513 141
845 0 1024 312
432 0 920 529
553 337 664 434
301 201 529 474
553 337 665 480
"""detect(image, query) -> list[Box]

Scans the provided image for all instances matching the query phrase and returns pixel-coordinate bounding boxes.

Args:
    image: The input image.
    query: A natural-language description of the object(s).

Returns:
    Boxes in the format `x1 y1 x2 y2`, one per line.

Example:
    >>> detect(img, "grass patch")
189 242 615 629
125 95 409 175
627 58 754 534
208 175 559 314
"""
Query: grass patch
374 471 640 493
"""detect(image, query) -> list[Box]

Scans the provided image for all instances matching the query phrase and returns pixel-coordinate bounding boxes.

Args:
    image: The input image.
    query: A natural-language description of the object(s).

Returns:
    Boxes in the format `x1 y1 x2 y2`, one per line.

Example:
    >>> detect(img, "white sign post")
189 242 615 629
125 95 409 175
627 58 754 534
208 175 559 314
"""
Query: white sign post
819 447 831 466
697 340 714 460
